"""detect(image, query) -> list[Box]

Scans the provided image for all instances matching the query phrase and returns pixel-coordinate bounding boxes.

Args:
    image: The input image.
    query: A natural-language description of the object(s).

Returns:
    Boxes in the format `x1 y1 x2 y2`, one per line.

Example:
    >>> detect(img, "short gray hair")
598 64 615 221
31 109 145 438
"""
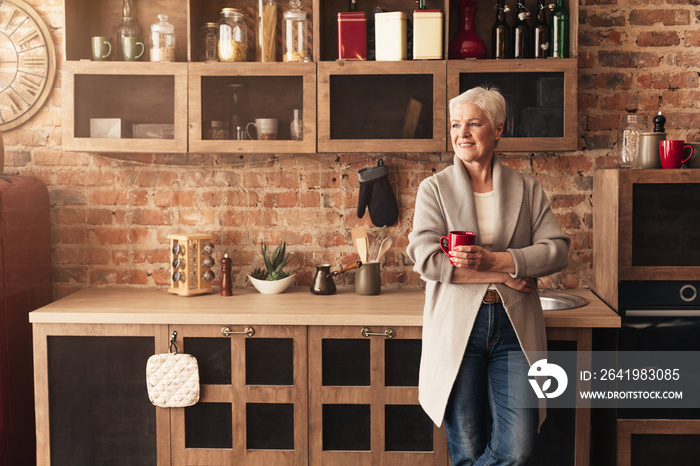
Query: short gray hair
449 86 506 130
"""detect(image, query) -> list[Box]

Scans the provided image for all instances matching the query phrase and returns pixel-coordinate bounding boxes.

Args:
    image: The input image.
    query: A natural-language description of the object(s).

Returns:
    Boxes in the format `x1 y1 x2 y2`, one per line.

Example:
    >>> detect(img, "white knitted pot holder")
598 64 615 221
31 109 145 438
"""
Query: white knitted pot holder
146 331 200 408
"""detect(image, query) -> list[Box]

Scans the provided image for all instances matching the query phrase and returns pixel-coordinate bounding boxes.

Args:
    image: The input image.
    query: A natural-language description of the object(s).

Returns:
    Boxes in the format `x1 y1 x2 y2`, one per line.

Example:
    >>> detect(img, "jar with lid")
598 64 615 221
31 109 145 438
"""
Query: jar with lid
219 8 247 62
149 13 175 62
617 113 647 168
283 0 310 62
200 22 218 62
206 121 231 140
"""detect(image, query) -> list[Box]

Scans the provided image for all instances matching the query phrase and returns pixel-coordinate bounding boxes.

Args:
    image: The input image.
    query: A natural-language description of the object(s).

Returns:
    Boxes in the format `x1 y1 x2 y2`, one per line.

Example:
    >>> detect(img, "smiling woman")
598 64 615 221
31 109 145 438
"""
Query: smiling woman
407 86 570 466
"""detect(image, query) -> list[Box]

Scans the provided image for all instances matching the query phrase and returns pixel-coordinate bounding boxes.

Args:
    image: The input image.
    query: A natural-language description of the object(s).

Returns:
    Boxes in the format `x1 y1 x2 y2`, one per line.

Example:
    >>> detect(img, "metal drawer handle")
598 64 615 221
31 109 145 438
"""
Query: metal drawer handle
221 326 255 337
360 327 395 339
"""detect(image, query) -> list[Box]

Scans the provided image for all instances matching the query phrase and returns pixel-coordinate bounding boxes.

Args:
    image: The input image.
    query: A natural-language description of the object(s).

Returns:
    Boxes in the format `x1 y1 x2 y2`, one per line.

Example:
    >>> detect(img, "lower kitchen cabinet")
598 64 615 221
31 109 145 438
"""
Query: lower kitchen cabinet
308 325 448 465
32 323 172 466
170 324 308 466
30 288 619 465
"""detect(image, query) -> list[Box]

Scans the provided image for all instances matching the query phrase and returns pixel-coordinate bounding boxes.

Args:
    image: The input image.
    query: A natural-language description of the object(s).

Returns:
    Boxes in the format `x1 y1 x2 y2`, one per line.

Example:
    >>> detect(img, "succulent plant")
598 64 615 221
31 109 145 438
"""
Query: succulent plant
250 241 296 281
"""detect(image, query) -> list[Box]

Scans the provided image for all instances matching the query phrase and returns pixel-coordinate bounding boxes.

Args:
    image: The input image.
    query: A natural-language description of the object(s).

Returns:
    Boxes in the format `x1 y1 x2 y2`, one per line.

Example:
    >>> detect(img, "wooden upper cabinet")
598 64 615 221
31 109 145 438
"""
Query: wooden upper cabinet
61 0 579 153
317 61 447 153
61 61 189 153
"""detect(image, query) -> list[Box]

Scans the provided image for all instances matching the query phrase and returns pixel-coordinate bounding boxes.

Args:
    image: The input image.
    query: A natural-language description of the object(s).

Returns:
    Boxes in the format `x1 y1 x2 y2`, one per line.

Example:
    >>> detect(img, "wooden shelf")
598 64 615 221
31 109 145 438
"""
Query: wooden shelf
61 0 579 154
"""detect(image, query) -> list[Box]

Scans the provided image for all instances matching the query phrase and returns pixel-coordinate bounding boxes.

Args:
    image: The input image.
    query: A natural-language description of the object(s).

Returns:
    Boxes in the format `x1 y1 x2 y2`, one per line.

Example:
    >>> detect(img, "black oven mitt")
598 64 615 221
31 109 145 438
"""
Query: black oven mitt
357 159 399 227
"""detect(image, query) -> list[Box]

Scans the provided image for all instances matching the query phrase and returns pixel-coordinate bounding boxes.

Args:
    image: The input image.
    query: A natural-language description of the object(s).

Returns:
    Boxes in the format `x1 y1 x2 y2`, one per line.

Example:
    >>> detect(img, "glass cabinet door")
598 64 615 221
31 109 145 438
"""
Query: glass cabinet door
171 324 307 466
308 325 447 465
447 59 578 151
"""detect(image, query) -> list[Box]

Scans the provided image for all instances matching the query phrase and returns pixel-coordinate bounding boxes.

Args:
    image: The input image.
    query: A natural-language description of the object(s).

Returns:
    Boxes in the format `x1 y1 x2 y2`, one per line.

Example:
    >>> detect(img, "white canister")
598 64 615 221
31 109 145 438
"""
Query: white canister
375 12 407 61
413 10 443 60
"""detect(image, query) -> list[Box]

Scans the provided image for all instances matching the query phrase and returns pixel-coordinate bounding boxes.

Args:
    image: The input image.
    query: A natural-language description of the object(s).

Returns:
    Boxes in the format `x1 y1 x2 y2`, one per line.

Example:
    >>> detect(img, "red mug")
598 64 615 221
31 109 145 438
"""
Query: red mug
659 140 694 169
440 231 476 254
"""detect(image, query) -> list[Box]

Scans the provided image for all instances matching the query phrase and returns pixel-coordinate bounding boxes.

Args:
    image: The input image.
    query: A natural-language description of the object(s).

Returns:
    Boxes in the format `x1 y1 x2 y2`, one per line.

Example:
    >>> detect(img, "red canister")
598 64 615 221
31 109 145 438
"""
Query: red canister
337 12 366 60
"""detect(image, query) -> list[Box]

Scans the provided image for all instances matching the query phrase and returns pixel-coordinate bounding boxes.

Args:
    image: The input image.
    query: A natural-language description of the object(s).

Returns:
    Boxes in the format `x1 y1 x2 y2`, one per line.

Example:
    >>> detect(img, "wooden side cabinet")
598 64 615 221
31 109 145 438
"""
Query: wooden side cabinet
308 325 448 465
32 323 171 466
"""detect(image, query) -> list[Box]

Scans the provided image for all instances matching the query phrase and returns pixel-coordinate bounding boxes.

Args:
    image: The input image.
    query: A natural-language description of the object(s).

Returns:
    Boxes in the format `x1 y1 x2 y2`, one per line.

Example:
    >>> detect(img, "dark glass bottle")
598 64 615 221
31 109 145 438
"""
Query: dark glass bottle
513 0 530 59
349 0 358 12
491 0 510 59
550 0 569 58
532 0 549 58
417 0 426 9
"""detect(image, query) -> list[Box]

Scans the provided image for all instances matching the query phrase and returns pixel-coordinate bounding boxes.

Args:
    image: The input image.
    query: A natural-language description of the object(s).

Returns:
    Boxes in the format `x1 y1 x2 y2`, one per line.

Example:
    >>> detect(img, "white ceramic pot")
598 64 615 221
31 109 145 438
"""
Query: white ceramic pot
247 274 295 294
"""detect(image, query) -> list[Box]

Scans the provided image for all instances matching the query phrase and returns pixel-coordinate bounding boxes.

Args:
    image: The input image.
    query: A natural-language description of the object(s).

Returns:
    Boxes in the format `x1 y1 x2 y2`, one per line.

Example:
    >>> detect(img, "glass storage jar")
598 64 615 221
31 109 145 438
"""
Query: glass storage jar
149 13 175 62
257 0 278 62
200 22 218 62
206 121 231 140
617 114 647 168
283 0 309 62
219 8 247 62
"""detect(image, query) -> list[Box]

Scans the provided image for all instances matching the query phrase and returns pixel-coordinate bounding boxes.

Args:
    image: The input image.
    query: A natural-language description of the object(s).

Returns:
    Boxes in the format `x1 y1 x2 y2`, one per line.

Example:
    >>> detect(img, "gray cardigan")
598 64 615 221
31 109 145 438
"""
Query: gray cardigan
407 155 570 427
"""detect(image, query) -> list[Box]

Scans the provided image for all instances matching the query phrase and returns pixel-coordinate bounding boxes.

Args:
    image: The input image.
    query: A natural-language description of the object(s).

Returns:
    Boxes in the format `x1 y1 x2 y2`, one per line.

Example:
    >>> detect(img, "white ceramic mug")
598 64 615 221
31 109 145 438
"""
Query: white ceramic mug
246 118 278 140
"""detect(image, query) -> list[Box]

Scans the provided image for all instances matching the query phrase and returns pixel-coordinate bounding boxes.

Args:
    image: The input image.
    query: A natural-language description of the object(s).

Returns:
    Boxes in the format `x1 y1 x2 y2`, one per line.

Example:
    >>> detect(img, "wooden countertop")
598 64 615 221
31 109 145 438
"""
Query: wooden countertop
29 287 620 328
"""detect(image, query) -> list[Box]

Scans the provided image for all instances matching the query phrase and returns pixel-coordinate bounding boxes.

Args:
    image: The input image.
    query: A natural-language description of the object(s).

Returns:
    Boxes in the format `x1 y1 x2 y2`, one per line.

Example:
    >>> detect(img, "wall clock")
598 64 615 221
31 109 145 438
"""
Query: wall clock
0 0 56 131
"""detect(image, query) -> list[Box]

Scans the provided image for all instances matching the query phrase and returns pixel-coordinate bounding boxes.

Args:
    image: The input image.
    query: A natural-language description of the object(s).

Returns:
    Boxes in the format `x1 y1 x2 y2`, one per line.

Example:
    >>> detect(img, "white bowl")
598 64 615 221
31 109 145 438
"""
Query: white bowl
247 274 295 294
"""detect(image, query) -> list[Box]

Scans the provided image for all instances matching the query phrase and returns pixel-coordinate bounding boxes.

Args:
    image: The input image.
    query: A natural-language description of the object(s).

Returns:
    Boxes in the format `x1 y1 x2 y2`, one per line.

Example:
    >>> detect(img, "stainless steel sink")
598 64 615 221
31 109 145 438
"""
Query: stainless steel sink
539 290 589 311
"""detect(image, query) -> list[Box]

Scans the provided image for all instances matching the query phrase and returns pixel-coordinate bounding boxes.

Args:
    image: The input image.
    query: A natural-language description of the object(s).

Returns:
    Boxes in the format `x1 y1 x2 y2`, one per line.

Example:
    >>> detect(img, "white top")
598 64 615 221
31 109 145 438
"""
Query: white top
474 190 495 250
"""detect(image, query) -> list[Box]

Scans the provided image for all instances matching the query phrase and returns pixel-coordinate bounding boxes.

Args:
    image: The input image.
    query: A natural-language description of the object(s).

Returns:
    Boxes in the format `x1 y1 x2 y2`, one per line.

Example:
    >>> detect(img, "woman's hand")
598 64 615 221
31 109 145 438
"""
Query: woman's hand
450 245 514 273
504 276 536 293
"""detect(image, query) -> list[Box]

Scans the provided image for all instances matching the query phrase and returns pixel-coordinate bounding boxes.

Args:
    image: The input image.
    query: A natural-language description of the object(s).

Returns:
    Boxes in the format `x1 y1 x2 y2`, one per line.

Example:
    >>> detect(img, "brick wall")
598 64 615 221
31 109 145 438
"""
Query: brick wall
3 0 699 299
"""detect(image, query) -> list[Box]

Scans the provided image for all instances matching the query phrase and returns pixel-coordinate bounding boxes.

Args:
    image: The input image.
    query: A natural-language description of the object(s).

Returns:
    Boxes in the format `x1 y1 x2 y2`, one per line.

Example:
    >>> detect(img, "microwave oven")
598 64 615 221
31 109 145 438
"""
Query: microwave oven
593 169 700 311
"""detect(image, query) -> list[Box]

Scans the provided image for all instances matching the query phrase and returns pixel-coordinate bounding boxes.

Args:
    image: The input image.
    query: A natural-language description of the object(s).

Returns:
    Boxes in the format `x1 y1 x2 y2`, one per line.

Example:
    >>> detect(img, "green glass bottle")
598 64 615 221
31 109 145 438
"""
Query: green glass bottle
550 0 569 58
349 0 358 11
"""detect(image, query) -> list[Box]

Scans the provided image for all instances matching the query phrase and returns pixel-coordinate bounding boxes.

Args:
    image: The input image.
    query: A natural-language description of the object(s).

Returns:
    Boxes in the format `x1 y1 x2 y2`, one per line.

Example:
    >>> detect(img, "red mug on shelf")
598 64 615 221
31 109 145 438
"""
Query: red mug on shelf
440 231 476 255
659 140 694 169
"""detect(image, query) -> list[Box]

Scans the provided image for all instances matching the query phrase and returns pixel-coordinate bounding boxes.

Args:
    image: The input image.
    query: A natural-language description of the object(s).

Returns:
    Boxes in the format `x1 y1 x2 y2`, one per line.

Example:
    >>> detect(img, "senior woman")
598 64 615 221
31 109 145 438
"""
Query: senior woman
407 86 570 465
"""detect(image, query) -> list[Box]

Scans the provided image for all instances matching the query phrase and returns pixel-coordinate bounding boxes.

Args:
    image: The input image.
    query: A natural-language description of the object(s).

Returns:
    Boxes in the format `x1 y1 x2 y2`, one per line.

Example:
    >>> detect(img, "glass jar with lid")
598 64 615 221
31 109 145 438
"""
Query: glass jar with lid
617 113 647 168
218 8 247 62
150 13 175 62
283 0 310 62
200 22 218 62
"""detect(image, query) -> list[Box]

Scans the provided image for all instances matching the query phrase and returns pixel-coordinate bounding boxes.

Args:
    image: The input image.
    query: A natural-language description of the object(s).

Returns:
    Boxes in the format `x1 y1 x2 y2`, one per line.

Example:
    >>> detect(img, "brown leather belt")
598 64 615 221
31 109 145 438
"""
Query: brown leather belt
482 290 501 303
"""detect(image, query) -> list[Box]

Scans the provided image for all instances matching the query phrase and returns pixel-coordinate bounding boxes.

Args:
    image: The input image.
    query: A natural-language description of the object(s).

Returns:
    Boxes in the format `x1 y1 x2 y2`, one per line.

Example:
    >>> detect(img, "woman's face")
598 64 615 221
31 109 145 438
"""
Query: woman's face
450 103 503 167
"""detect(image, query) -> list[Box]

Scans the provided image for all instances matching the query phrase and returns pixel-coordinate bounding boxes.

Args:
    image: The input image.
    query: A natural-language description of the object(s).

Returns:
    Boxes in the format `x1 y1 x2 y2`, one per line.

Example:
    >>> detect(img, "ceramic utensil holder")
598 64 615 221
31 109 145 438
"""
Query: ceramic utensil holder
168 233 215 296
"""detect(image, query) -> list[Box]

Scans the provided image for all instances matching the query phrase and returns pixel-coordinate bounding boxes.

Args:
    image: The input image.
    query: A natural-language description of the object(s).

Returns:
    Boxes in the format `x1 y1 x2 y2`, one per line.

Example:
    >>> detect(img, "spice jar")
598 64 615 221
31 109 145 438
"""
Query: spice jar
219 8 247 62
206 120 231 140
200 22 218 62
150 13 175 62
283 0 309 62
257 0 278 61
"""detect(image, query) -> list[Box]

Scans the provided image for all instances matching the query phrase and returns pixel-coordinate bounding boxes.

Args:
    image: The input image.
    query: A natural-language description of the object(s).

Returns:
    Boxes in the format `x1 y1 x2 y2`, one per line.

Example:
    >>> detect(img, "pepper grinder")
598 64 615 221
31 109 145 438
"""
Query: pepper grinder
220 253 232 296
654 111 666 132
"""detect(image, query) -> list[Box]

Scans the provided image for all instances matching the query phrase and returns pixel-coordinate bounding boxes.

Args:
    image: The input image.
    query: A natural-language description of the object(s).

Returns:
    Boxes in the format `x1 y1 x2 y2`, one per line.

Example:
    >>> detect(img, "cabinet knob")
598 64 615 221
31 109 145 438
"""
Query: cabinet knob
360 327 395 339
221 326 255 337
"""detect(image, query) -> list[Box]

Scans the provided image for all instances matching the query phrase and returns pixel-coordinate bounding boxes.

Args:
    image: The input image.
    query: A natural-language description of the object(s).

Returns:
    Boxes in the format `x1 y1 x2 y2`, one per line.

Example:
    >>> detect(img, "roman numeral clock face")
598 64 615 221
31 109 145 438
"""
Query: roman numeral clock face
0 0 56 131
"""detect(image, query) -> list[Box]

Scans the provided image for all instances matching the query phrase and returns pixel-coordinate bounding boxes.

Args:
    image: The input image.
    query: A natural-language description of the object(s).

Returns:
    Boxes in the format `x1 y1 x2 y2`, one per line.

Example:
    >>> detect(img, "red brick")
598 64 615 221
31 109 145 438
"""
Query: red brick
637 31 681 47
54 208 85 225
116 269 149 285
130 208 171 226
91 189 128 206
92 228 127 245
87 208 113 225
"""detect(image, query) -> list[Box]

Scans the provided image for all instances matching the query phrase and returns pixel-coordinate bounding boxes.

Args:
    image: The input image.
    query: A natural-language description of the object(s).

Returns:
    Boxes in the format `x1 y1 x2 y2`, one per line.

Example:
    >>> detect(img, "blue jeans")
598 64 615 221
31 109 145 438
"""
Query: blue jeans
443 303 538 466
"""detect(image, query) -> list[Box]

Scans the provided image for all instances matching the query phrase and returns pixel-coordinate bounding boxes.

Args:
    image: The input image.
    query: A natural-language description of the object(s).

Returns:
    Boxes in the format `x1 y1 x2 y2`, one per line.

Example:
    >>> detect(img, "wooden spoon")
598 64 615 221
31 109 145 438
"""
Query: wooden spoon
351 227 368 262
376 237 392 261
